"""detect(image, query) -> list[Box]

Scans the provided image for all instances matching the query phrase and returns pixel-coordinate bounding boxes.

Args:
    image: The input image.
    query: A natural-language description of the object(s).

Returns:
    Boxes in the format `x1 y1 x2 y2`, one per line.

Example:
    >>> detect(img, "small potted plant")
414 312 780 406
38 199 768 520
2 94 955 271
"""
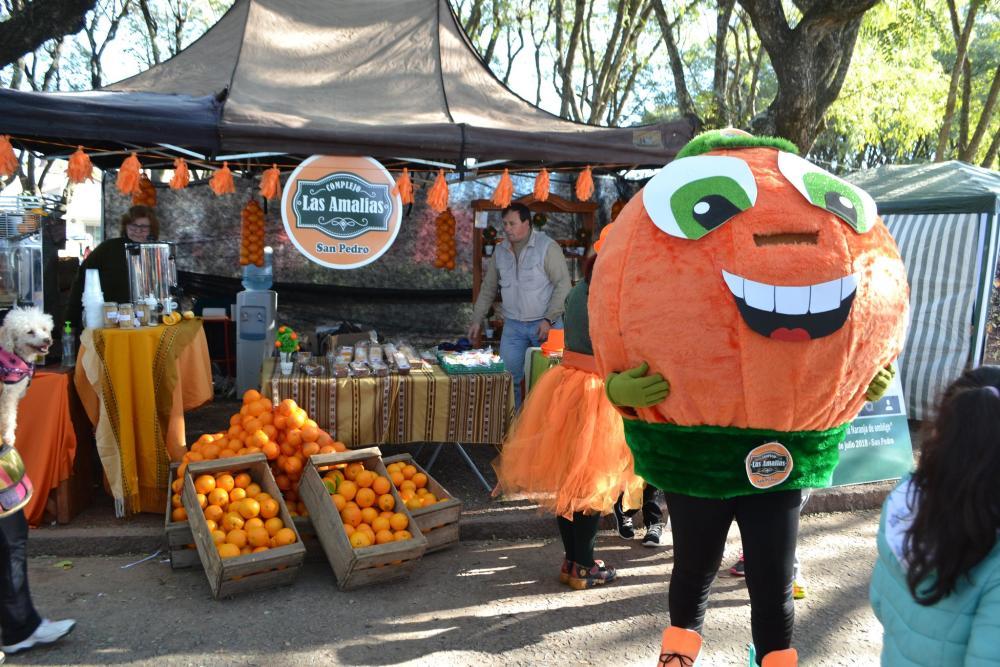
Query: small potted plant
275 325 300 375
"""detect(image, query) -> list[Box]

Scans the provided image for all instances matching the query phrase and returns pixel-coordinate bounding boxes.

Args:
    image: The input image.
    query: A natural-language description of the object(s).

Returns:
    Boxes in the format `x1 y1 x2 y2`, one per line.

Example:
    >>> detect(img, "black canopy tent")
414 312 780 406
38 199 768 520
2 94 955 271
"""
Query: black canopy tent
0 0 696 171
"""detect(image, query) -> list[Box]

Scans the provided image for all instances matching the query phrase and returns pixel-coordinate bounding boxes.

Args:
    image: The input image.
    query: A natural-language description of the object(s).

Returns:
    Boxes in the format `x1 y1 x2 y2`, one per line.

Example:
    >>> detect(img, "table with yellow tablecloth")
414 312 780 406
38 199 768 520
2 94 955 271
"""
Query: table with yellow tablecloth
73 318 213 516
262 359 514 447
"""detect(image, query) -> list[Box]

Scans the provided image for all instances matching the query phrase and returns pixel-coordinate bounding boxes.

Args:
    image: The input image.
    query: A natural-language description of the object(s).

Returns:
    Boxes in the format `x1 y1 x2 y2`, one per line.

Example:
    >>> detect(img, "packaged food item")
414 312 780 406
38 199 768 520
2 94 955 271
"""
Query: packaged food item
102 303 119 328
117 303 135 329
349 361 371 377
336 346 354 364
420 349 439 366
353 341 369 364
393 352 411 374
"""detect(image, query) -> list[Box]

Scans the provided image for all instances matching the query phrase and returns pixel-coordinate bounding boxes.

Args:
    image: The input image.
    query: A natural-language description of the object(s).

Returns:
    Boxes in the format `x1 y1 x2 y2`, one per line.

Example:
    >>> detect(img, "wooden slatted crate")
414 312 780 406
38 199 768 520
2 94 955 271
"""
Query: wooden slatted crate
382 453 462 553
299 447 428 590
181 453 306 599
164 463 199 569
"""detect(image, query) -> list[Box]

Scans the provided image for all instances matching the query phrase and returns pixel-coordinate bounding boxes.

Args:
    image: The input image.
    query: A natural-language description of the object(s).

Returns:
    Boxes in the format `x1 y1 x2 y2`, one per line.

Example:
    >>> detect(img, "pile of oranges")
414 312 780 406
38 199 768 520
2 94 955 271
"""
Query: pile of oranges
322 463 413 549
433 209 456 270
171 470 297 559
387 459 448 512
132 175 157 207
178 390 348 517
240 199 266 267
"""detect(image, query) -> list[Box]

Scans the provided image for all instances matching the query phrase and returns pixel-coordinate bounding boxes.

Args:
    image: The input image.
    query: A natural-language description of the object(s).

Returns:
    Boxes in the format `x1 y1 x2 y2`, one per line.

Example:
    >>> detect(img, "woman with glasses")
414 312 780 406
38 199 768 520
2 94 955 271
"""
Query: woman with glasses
65 205 159 331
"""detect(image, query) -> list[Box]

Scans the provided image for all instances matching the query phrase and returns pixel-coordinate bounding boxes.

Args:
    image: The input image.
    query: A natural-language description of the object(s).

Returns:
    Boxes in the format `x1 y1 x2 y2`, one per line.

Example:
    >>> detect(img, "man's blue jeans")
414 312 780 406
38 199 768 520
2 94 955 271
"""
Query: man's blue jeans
499 318 561 410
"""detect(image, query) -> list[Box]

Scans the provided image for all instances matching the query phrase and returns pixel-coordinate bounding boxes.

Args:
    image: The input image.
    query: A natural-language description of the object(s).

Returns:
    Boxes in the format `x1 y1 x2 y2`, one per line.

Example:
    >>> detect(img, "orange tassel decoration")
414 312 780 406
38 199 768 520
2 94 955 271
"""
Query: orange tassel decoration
393 167 414 205
132 175 157 207
576 165 594 201
210 161 236 196
116 153 142 195
259 164 281 200
170 158 190 190
492 168 514 208
0 136 17 178
427 168 449 213
533 168 550 202
67 146 93 184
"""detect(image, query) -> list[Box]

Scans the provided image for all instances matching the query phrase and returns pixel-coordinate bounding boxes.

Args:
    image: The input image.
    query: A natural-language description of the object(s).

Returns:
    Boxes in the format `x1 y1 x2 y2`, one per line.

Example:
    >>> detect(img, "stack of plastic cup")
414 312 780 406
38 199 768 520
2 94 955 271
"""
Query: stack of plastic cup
82 269 105 330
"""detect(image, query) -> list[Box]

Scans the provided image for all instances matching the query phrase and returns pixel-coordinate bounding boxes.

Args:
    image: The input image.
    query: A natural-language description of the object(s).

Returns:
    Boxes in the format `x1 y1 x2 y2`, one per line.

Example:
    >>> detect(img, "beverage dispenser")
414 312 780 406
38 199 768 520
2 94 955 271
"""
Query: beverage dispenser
125 242 178 310
235 247 276 396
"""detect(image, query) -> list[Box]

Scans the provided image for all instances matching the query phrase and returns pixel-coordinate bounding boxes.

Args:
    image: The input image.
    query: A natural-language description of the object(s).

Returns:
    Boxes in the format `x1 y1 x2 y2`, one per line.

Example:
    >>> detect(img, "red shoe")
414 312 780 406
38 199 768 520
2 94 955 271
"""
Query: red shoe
658 626 701 666
761 648 797 666
567 559 617 590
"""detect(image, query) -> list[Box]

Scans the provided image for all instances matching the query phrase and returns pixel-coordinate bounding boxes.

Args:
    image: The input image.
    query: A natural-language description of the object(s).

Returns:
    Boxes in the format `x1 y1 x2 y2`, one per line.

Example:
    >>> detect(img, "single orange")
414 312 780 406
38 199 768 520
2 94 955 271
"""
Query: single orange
337 480 358 502
377 494 395 512
221 512 245 532
372 516 391 533
229 413 243 426
285 429 303 447
229 487 247 503
394 530 413 541
355 488 376 509
274 528 296 546
215 474 236 492
171 492 182 508
239 498 261 519
259 498 279 519
349 531 372 548
390 471 405 487
218 542 241 559
252 546 270 553
171 477 184 494
343 524 356 537
372 476 391 495
244 517 264 530
171 506 187 522
226 529 248 548
400 480 417 495
243 389 262 404
195 493 208 509
247 527 270 548
262 441 280 460
207 488 229 508
389 512 409 531
412 472 428 489
205 519 218 532
375 529 394 545
402 464 417 480
204 504 224 523
340 506 362 527
331 494 347 511
360 507 379 525
263 517 284 537
345 463 364 481
302 442 320 457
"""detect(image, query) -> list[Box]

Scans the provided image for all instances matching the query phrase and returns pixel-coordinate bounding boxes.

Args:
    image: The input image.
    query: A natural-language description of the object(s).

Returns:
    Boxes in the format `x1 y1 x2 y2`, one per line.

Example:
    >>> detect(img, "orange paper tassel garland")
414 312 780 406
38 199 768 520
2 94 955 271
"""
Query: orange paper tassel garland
393 167 414 205
427 169 449 213
0 136 16 178
116 153 142 195
533 168 550 202
67 147 93 184
170 158 190 190
210 162 236 196
259 164 281 200
492 168 514 208
575 165 594 202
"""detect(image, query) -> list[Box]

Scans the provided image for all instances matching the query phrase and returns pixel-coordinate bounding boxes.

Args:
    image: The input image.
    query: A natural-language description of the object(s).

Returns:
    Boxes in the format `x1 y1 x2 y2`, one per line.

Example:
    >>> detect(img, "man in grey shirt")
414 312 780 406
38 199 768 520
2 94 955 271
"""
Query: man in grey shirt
468 203 571 409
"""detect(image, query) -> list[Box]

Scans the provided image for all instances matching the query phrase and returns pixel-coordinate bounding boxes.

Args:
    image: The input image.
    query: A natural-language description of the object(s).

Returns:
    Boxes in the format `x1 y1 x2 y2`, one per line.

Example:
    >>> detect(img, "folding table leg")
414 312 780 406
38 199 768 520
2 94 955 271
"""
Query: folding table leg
424 443 443 470
454 443 493 493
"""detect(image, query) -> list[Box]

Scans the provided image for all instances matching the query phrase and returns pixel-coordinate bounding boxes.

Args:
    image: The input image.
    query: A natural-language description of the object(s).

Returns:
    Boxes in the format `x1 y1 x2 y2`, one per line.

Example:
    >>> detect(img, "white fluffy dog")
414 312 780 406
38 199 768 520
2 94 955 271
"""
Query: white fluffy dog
0 306 53 445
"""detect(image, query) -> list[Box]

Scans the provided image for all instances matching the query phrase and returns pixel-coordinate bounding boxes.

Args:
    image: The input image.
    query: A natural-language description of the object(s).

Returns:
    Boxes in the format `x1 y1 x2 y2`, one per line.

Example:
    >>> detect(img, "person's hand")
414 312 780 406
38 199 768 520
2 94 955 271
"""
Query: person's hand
606 362 670 408
865 363 896 402
467 322 482 344
537 319 551 343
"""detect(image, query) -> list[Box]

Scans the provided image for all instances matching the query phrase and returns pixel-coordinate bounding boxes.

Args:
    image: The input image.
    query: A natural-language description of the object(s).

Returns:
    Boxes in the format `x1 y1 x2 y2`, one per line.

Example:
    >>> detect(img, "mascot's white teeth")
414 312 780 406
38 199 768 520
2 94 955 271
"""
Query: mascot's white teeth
721 270 858 315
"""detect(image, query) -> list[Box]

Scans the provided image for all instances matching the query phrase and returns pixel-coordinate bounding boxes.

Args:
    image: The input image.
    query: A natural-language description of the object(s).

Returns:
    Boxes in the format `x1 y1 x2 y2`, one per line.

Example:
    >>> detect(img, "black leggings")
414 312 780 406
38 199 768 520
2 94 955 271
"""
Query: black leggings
665 490 801 662
556 513 601 567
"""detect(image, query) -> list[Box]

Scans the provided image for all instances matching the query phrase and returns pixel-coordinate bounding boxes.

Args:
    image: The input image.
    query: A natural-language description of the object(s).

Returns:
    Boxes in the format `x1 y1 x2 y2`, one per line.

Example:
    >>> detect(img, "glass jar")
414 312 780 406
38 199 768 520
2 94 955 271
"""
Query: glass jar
102 303 119 328
117 302 135 329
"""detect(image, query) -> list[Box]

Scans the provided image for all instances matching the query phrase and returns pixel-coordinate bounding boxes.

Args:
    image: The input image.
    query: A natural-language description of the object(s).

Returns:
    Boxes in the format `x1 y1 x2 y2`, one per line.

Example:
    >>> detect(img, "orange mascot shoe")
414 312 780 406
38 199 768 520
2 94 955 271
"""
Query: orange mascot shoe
761 648 798 666
658 626 701 666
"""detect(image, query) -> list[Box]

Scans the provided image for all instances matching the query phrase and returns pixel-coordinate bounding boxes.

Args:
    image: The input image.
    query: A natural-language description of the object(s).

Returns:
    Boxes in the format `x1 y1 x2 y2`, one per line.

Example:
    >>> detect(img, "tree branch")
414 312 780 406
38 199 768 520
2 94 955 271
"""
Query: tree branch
963 65 1000 161
0 0 97 69
652 0 696 117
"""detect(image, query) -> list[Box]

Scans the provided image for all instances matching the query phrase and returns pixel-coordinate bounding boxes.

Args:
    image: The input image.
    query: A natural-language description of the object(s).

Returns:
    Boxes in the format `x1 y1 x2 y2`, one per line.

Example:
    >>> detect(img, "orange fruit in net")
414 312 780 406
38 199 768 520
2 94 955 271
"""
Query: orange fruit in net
262 441 280 460
247 400 266 417
283 457 303 476
279 399 297 415
300 425 319 443
287 411 307 430
377 494 395 512
274 528 296 546
242 389 262 404
355 488 375 508
302 442 320 457
389 513 409 531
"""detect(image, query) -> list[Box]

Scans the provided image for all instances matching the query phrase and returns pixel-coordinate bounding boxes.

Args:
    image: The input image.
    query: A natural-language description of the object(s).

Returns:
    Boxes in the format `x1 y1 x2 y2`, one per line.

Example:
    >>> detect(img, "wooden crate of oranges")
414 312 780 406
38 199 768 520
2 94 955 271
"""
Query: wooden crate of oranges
166 463 317 569
299 447 428 590
181 453 306 599
382 454 462 553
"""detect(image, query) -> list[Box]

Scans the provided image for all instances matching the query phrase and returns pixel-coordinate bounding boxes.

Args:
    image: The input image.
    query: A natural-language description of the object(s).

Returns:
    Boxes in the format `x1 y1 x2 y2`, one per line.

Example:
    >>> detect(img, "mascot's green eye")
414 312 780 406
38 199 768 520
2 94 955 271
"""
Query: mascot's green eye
644 156 757 240
777 152 877 233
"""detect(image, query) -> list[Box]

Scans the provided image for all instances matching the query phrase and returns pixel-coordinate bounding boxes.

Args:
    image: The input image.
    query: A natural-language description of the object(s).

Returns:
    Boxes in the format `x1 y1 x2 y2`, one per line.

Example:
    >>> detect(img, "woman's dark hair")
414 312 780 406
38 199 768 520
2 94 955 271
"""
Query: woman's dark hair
582 253 598 283
905 365 1000 605
119 205 159 239
501 203 531 222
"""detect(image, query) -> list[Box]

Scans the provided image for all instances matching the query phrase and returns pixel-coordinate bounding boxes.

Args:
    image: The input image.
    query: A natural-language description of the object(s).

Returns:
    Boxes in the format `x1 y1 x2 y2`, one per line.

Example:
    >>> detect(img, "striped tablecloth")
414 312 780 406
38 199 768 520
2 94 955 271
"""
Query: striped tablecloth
262 359 515 447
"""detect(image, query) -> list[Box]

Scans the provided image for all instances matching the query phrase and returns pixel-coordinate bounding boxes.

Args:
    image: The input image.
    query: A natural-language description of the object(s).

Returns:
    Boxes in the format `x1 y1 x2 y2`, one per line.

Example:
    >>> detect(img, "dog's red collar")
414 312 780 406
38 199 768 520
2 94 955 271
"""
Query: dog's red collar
0 346 34 385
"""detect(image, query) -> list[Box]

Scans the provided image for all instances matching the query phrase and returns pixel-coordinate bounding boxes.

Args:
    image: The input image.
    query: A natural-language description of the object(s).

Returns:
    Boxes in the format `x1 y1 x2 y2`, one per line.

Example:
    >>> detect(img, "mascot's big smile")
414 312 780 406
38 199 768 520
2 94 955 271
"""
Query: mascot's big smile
722 270 857 341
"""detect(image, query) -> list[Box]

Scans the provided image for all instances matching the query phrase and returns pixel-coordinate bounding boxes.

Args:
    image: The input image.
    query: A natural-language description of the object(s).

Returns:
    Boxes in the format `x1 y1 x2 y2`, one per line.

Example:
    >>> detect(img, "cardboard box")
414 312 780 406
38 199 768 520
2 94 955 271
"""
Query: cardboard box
318 329 375 355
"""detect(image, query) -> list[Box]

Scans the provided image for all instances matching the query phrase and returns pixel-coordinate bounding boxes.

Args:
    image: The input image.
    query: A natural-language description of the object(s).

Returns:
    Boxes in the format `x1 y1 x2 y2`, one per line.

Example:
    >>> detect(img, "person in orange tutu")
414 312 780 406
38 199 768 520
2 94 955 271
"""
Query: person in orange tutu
494 226 644 589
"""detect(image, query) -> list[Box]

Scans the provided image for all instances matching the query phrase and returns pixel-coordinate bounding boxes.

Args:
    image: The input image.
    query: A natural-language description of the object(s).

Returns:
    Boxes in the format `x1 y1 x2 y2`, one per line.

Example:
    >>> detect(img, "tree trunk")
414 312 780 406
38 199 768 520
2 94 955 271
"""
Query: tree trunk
462 0 486 38
934 0 982 161
982 127 1000 169
137 0 161 64
962 65 1000 162
741 0 878 154
558 0 586 119
0 0 97 69
711 0 736 126
652 0 696 117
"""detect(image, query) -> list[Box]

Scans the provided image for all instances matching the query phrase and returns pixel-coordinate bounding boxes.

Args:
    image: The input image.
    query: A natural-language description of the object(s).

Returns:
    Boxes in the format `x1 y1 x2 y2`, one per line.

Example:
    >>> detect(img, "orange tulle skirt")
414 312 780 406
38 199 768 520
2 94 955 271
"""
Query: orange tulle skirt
493 363 644 518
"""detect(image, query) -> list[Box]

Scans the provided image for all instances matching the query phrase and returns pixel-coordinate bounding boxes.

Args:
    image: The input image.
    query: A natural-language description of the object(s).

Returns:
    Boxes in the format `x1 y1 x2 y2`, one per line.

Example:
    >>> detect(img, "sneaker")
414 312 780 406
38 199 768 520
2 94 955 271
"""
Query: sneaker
642 523 667 547
761 648 798 666
729 552 745 577
792 579 807 600
567 559 617 590
559 559 573 584
2 618 76 653
613 499 635 539
659 626 702 666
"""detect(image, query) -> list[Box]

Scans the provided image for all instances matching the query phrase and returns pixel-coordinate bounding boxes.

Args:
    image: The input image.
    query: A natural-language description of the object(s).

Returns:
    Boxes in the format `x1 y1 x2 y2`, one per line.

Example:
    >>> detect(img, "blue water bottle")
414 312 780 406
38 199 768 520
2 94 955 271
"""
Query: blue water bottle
242 247 273 291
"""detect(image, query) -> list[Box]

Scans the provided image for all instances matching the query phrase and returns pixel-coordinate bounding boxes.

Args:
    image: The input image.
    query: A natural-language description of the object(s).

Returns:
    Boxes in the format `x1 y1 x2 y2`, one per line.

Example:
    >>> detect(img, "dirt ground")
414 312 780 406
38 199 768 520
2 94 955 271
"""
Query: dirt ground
17 510 885 666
